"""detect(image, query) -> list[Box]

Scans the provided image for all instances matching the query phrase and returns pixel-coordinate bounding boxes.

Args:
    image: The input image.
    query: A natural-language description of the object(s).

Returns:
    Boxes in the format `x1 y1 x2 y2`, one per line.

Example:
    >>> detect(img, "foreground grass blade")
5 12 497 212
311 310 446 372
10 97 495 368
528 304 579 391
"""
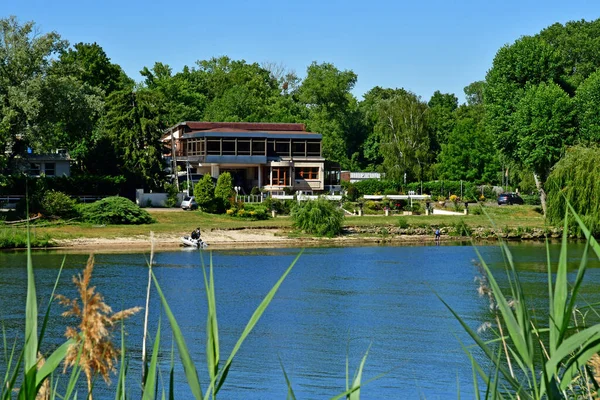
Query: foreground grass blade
25 222 38 372
142 319 161 400
115 322 127 400
151 272 203 400
35 338 75 388
278 356 297 400
213 250 303 395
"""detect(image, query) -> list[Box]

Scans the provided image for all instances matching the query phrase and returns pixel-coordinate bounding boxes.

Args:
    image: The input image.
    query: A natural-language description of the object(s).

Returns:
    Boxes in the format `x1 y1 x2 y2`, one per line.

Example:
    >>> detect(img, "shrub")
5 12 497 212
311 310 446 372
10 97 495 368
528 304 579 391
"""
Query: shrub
214 172 234 213
41 190 78 218
383 188 397 195
291 199 344 237
250 186 261 195
80 196 155 225
521 194 541 205
452 219 472 236
345 185 359 201
397 217 409 229
164 182 179 208
411 202 422 215
263 198 293 215
194 174 216 212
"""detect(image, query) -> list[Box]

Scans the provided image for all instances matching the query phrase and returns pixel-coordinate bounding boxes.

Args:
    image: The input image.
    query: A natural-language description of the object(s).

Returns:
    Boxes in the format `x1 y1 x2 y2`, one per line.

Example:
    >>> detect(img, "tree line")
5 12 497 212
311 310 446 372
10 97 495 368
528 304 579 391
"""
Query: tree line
2 16 600 214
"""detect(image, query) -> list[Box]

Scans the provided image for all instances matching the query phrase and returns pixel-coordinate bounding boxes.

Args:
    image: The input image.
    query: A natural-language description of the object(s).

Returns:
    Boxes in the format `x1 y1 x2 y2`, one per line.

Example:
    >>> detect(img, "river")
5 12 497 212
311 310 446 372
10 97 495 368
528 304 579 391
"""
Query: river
0 242 598 399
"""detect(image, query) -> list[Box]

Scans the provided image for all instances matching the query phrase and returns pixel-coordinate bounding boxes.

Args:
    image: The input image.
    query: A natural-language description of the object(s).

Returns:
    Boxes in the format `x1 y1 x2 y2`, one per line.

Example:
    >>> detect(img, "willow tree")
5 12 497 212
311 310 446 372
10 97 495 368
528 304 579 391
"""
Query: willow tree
546 146 600 234
375 91 430 182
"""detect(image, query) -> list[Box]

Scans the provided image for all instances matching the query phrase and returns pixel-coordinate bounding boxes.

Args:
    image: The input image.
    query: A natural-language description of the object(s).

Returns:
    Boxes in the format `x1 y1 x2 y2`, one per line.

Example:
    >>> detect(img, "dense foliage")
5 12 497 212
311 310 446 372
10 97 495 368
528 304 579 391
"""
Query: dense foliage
546 146 600 234
3 16 600 229
41 190 78 218
79 196 155 225
291 198 344 237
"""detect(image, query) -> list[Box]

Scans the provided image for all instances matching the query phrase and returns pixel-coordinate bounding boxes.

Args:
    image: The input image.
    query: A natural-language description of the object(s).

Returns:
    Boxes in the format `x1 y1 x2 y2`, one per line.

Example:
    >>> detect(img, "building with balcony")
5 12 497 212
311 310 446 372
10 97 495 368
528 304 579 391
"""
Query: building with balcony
162 122 340 194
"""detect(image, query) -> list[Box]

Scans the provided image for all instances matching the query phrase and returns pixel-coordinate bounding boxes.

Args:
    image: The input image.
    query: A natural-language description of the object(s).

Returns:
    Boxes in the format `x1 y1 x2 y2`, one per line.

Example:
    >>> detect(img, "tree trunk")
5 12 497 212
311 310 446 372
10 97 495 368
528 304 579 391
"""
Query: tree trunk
533 172 547 218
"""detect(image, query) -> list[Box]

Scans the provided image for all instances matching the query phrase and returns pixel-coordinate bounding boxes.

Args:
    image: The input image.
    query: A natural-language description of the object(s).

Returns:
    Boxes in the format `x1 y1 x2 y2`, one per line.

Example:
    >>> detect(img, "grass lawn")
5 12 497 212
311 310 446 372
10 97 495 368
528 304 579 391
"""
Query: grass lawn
15 204 545 241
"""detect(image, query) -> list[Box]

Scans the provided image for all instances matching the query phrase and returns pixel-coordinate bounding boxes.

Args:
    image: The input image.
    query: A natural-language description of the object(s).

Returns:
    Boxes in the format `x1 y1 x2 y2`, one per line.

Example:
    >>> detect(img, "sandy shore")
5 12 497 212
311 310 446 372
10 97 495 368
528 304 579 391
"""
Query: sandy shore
51 228 445 253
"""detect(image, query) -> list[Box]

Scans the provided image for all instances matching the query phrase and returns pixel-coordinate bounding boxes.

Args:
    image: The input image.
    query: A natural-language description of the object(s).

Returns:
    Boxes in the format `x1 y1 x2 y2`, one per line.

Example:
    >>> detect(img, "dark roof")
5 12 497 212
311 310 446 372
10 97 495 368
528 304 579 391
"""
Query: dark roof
184 122 306 132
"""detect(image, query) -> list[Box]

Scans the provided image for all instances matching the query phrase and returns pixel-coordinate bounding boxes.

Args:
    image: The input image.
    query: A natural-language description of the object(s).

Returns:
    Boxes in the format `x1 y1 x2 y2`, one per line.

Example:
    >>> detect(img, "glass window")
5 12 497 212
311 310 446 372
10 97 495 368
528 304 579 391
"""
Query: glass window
275 140 290 156
207 139 220 155
272 167 288 185
252 139 265 155
295 167 319 180
222 139 235 155
306 141 320 156
237 139 250 155
292 141 305 156
44 162 55 176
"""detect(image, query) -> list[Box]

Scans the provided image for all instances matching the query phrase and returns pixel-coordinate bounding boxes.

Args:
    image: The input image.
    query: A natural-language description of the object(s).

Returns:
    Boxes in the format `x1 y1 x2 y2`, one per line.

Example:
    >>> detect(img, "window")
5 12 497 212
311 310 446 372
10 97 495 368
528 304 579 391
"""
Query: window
252 139 265 155
222 139 235 155
272 167 288 185
207 139 221 155
275 140 290 156
28 163 41 176
295 167 319 180
292 141 306 156
44 163 55 176
237 139 250 155
306 141 321 156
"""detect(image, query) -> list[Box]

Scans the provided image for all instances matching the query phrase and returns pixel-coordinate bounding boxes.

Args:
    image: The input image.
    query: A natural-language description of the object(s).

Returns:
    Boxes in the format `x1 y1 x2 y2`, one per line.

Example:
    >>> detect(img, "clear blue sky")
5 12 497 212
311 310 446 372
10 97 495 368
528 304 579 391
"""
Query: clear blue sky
3 0 599 103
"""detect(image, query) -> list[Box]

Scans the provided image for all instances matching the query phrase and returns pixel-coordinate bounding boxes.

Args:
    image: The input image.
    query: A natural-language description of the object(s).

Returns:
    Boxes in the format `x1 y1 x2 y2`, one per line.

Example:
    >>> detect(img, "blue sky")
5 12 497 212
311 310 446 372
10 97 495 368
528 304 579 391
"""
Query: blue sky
3 0 599 103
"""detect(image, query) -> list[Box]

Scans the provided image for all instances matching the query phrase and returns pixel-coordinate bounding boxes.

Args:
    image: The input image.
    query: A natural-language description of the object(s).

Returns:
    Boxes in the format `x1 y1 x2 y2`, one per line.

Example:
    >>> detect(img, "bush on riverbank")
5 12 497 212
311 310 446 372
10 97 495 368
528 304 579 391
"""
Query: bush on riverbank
42 190 78 218
79 196 155 225
291 198 344 237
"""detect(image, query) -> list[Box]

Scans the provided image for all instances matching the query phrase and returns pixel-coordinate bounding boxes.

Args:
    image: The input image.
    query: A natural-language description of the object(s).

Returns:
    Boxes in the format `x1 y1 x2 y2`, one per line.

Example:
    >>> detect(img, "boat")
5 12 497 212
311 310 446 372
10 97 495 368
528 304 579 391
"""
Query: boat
181 236 208 249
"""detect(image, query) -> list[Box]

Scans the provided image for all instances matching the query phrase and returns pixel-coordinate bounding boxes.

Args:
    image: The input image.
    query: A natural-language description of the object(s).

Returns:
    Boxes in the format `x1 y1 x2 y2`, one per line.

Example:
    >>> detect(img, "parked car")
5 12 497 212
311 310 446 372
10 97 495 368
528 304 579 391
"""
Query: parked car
497 193 524 205
181 196 198 210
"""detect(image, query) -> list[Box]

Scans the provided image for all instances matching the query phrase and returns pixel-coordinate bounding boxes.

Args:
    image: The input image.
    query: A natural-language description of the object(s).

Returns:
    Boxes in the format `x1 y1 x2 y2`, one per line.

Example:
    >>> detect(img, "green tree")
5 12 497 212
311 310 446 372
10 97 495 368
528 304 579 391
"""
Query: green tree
104 88 166 189
437 113 499 183
539 19 600 92
427 90 458 154
214 172 233 213
0 17 68 171
512 82 576 215
375 91 431 182
359 87 408 169
194 174 215 212
464 81 486 106
55 42 130 95
575 69 600 143
485 35 569 216
299 62 361 167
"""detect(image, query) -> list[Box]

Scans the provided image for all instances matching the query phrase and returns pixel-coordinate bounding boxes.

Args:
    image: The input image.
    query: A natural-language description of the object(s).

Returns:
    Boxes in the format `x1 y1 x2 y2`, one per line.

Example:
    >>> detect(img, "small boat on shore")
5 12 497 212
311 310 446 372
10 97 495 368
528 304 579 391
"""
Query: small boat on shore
181 236 208 249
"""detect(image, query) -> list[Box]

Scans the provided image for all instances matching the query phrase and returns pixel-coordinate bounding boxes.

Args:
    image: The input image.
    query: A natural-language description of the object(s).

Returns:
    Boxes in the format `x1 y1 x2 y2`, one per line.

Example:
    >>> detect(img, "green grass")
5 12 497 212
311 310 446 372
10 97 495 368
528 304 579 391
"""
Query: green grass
2 204 544 246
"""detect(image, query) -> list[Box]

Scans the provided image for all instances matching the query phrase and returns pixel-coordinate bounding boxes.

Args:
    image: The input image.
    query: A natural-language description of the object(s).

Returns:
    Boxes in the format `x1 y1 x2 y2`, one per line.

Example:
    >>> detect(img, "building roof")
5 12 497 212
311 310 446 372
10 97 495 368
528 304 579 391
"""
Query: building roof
163 121 321 141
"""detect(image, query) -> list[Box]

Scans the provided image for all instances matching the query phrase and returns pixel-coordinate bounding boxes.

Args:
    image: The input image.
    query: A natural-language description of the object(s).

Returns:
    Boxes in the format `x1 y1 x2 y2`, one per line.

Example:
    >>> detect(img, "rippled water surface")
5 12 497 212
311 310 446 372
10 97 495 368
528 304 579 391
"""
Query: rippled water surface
1 243 599 399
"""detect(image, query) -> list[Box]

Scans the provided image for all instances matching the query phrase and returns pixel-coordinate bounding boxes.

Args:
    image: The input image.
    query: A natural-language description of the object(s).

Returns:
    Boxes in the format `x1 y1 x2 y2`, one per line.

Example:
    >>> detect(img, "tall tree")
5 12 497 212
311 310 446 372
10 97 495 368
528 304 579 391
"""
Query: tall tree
299 62 360 168
375 91 430 182
575 69 600 144
464 81 486 106
512 82 576 215
104 88 166 189
485 35 566 215
0 17 67 171
427 90 458 154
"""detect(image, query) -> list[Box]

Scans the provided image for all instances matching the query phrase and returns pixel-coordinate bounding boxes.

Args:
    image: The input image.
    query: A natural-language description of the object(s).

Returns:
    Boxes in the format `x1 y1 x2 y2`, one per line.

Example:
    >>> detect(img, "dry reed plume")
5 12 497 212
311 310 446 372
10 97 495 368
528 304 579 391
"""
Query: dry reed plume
56 254 141 398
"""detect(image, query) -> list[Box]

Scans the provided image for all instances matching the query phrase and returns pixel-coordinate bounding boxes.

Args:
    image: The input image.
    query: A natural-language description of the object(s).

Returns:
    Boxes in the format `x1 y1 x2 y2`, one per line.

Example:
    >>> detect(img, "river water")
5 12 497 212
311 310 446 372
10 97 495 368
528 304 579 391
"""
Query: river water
0 242 598 399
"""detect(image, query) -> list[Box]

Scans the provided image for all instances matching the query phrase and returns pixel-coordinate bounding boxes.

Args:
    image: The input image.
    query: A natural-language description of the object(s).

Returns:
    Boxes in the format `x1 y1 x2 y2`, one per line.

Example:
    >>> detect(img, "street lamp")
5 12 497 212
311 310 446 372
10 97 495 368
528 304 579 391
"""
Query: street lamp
234 186 240 202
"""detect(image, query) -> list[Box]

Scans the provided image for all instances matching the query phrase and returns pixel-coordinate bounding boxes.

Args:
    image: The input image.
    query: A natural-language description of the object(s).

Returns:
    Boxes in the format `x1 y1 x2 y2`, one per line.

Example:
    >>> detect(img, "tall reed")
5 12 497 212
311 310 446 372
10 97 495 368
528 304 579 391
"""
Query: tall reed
442 204 600 399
